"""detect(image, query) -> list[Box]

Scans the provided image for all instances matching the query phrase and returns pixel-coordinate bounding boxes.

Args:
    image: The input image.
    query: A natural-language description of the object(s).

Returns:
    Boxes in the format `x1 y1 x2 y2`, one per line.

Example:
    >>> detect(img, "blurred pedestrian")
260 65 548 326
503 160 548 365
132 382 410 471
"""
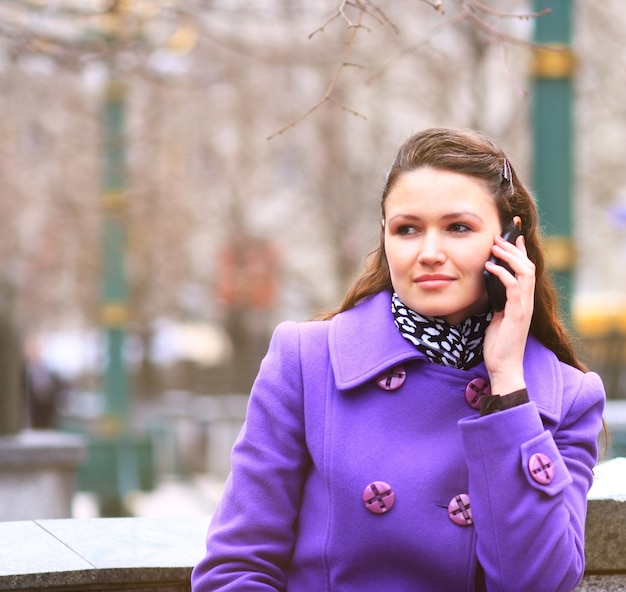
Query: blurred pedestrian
192 128 605 591
24 339 64 429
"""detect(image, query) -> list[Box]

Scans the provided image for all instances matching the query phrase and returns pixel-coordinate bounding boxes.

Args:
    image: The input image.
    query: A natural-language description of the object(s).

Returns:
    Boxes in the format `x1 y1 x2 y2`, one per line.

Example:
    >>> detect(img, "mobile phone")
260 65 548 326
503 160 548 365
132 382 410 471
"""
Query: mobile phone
483 225 522 312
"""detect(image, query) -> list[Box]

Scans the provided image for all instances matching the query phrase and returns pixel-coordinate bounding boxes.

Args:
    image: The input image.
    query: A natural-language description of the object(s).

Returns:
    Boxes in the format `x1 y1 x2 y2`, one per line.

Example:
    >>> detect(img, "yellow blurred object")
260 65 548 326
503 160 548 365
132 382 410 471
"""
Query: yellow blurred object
542 235 576 272
573 295 626 337
101 303 129 328
97 414 125 438
532 44 577 79
166 23 199 55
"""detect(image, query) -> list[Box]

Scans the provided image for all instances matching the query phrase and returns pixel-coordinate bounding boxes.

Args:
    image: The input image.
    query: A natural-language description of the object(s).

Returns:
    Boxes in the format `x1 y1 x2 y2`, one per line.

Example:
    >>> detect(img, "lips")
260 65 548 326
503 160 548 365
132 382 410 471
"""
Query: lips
414 274 455 289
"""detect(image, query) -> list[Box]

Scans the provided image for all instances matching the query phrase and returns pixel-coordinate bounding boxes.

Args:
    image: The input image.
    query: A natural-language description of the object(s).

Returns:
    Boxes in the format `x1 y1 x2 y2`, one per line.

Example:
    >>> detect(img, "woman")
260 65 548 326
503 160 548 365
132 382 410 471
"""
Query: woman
192 128 605 591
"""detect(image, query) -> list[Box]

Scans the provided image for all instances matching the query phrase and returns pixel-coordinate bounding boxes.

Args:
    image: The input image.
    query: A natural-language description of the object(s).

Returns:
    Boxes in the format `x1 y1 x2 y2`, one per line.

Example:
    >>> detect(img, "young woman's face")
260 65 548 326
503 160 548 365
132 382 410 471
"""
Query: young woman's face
384 167 502 325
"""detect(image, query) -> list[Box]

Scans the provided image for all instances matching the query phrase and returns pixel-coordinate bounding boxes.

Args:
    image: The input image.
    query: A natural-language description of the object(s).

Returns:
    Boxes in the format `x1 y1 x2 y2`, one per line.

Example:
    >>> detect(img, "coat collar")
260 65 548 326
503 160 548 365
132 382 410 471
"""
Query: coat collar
328 291 427 391
327 291 563 422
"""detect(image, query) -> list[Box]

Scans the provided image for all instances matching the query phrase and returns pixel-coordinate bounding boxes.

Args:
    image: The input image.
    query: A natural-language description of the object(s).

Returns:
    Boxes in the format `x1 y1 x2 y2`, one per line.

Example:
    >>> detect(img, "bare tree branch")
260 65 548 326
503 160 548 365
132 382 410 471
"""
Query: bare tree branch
268 1 552 137
267 12 367 140
365 10 468 84
461 1 551 21
309 1 387 39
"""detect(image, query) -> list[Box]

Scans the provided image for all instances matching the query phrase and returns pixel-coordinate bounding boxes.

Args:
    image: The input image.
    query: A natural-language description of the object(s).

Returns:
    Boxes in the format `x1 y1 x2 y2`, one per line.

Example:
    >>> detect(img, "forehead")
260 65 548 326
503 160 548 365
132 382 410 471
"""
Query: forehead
385 167 498 217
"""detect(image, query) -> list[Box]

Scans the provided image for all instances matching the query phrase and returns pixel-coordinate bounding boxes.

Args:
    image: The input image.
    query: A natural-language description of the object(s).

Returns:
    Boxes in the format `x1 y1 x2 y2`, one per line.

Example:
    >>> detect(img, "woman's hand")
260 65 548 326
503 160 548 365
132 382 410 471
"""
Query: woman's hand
483 233 536 395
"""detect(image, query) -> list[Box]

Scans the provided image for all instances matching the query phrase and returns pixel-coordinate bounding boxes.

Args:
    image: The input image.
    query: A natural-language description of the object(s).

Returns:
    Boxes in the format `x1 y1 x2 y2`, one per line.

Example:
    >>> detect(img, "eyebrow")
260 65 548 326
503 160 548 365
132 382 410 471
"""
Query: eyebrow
387 211 485 223
442 211 484 223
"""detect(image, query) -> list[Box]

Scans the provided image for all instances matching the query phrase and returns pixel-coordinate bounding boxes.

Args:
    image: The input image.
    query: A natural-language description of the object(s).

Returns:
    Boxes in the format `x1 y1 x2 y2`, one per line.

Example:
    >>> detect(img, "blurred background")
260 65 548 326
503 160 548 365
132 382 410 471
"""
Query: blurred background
0 0 625 518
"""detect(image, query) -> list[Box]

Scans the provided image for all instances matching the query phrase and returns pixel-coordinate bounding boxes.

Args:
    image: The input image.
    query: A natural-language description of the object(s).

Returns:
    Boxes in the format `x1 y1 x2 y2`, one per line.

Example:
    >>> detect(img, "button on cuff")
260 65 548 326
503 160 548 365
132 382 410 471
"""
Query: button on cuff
520 431 573 496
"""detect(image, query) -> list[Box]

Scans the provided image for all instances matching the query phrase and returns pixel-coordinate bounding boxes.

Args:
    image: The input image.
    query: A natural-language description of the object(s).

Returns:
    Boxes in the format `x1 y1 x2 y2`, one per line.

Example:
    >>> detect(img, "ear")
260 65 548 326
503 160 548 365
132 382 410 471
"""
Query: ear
513 215 522 230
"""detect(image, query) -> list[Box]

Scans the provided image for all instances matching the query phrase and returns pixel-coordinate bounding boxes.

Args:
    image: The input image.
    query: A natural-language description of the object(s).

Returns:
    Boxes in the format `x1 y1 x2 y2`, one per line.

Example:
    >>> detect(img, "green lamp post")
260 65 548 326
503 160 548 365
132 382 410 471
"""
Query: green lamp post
532 0 577 320
101 78 129 431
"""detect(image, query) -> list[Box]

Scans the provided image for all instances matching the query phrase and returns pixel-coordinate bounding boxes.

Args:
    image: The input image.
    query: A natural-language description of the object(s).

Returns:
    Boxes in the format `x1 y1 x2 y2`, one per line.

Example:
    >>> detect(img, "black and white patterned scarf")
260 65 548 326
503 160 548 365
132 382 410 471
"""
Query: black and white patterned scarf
391 292 492 370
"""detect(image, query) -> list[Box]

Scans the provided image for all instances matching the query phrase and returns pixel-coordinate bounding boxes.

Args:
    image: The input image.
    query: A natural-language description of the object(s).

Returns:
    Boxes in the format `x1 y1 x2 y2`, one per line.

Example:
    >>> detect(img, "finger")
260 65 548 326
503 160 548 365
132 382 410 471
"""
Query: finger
495 234 524 254
485 259 517 286
491 241 534 277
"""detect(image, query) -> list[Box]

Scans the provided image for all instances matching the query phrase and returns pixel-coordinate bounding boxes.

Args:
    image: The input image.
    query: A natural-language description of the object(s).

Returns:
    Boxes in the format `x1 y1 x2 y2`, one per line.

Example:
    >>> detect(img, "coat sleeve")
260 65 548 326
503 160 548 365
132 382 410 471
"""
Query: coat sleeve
458 369 605 592
191 321 309 592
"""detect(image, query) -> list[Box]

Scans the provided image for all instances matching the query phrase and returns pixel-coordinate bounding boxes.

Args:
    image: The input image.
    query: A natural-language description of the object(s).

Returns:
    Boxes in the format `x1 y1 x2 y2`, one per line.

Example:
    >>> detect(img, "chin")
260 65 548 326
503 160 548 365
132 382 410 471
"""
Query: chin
417 301 488 325
414 306 456 321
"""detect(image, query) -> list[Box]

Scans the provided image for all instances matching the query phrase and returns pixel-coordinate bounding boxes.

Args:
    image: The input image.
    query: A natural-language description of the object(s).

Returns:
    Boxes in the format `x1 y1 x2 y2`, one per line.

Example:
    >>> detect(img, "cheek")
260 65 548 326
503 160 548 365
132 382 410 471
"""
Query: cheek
453 241 490 279
466 248 491 285
385 241 411 275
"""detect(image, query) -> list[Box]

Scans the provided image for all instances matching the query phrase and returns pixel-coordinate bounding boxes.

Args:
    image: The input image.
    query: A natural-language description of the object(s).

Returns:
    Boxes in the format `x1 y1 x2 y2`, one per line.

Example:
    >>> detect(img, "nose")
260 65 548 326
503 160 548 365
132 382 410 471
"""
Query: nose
417 231 446 266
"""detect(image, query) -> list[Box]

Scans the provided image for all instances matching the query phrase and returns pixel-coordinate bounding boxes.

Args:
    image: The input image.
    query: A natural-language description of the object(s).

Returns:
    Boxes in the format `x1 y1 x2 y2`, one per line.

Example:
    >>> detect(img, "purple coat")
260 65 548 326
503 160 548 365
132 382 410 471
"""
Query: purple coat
192 291 605 592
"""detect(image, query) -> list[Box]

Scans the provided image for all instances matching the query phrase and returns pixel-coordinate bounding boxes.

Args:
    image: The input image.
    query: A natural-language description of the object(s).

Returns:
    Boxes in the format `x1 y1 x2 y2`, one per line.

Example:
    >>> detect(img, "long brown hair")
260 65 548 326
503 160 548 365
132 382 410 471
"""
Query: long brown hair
318 127 584 371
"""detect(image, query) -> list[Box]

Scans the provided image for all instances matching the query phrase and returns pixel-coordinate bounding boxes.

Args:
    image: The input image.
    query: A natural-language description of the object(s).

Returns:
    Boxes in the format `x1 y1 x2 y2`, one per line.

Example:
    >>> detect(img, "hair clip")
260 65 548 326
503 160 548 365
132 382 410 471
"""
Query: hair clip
502 158 512 183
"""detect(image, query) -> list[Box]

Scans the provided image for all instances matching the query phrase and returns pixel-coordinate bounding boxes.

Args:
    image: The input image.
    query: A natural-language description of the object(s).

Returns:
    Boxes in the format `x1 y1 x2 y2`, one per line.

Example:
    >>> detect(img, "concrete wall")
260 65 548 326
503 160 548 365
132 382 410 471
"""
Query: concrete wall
0 430 86 521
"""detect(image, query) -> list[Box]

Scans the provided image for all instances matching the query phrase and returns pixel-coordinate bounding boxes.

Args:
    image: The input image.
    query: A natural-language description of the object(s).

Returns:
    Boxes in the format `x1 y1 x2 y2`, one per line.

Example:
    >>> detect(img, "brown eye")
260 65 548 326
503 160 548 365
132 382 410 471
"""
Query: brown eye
448 223 471 234
397 225 417 236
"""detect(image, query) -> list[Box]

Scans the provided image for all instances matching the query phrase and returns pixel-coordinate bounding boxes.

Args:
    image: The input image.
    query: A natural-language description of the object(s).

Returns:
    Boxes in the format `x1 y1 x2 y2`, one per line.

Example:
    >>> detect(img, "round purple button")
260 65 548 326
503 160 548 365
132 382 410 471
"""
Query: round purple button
363 481 395 514
465 377 491 409
448 493 473 526
528 452 554 485
375 365 406 391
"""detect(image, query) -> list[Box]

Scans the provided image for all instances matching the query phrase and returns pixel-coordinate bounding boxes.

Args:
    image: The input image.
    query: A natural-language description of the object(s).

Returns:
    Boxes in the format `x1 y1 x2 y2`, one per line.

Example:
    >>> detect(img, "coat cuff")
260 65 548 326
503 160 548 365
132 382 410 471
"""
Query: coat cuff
480 388 529 416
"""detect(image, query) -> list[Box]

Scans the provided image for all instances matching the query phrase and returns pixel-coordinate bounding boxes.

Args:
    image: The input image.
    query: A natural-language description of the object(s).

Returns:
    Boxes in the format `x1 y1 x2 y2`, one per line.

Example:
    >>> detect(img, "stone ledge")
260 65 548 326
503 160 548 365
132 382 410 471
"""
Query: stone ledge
0 516 210 591
578 576 626 592
0 430 86 468
585 498 626 573
0 496 623 591
0 430 88 522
